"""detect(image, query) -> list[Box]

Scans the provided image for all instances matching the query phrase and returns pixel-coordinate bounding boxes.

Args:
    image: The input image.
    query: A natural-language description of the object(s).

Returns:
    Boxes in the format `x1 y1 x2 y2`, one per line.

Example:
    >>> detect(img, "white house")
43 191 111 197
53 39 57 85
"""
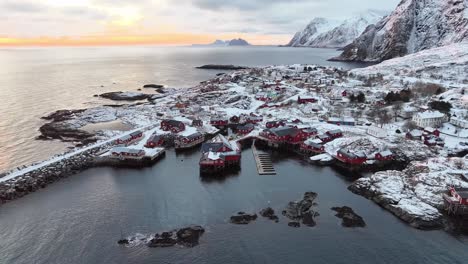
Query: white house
451 117 468 129
412 111 446 128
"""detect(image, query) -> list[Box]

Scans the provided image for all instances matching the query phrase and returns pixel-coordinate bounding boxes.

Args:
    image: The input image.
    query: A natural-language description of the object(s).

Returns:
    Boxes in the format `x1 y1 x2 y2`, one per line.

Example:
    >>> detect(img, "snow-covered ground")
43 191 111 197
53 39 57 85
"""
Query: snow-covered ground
351 157 468 229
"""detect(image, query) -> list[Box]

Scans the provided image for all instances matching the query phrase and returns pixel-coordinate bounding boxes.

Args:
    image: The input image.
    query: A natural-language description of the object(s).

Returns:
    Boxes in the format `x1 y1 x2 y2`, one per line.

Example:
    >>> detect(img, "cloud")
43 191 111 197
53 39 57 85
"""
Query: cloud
1 1 46 13
191 0 309 11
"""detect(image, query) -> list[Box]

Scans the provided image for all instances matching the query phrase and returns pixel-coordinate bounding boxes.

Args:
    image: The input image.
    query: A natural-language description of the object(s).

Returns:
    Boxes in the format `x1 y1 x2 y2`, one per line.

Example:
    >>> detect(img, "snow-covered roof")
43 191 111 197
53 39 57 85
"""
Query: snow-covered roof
415 111 445 119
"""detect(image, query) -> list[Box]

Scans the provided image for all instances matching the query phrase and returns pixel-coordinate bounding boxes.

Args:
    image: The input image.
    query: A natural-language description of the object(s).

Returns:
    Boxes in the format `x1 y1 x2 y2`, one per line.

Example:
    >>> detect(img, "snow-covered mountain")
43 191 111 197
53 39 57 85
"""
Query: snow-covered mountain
287 10 387 48
332 0 468 62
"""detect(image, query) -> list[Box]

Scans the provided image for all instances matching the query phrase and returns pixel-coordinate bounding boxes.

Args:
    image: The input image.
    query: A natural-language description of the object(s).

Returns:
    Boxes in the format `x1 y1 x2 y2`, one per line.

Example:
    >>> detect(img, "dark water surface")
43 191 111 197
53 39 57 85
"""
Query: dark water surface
1 149 467 264
0 46 363 172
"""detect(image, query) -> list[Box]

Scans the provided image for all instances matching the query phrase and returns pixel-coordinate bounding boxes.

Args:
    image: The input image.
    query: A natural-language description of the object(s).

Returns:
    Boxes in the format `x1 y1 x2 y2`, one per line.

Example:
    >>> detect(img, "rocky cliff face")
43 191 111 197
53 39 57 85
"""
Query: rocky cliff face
287 11 386 48
332 0 468 62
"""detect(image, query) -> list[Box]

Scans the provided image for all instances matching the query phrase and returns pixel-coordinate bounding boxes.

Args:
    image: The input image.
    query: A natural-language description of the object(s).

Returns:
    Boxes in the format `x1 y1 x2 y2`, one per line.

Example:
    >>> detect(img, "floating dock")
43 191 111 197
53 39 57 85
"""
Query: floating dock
252 142 276 175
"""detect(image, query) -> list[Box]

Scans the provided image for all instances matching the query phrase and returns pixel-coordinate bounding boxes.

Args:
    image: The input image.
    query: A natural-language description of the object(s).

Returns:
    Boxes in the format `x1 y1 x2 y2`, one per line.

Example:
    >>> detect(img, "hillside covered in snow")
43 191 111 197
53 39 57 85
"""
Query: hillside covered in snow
332 0 468 62
350 43 468 87
287 10 387 48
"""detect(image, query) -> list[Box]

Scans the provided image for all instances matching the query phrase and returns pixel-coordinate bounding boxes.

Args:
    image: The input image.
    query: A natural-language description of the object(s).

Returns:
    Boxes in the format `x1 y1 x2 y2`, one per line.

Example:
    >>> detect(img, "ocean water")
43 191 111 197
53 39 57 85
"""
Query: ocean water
0 149 467 264
0 46 363 172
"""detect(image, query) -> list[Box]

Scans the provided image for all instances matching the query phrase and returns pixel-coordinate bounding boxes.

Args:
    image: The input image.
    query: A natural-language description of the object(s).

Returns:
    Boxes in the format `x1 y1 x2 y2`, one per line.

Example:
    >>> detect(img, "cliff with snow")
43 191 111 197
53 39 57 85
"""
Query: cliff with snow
332 0 468 62
287 11 386 48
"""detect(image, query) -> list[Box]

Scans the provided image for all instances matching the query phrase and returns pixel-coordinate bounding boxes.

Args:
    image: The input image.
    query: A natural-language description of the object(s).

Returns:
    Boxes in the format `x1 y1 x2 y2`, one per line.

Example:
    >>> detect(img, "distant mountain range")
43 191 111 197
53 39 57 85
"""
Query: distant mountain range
192 38 251 47
286 10 388 48
331 0 468 62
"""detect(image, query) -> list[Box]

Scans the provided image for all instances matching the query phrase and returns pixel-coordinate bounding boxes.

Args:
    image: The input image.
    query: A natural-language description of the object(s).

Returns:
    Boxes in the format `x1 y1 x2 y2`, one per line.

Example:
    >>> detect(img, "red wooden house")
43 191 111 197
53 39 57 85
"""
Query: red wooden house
199 135 241 173
266 121 285 129
145 134 164 148
115 130 143 145
424 127 440 137
449 187 468 205
161 119 186 133
301 127 318 137
210 118 229 127
260 127 308 144
175 132 204 149
237 123 255 135
317 134 332 143
192 119 203 127
300 140 325 153
247 115 263 124
326 129 343 139
336 149 367 165
375 150 394 161
297 96 317 104
230 115 240 123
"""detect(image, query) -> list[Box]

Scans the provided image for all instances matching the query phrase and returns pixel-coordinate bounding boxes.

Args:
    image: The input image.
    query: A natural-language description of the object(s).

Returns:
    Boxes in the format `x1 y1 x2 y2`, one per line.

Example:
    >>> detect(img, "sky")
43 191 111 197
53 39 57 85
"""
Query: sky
0 0 401 46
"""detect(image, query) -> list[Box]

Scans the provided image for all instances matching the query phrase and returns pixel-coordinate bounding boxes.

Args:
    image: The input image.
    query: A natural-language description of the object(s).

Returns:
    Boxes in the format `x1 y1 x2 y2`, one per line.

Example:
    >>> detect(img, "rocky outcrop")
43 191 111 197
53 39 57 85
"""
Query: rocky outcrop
346 157 468 230
143 84 164 89
230 212 258 224
259 207 279 222
122 226 205 248
38 122 96 144
99 92 151 101
196 65 249 70
331 206 366 227
332 0 468 62
41 109 86 122
282 192 319 227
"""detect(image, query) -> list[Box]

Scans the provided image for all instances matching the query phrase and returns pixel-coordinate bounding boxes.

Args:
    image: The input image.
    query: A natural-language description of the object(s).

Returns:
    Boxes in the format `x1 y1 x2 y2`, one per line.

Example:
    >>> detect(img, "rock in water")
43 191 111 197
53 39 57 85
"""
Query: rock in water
148 231 177 247
230 212 258 225
331 206 366 228
302 212 317 227
282 192 318 220
288 222 301 228
260 207 279 222
176 225 205 247
143 84 164 89
124 226 205 248
99 92 151 101
196 65 249 70
117 239 129 245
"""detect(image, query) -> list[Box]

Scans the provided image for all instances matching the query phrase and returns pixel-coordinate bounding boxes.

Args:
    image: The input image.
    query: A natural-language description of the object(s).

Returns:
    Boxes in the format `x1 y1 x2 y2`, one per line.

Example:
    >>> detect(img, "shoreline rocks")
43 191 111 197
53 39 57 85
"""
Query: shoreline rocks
230 212 258 225
99 92 151 101
282 192 319 227
331 206 366 227
196 65 249 70
143 84 164 89
259 207 279 222
121 225 205 248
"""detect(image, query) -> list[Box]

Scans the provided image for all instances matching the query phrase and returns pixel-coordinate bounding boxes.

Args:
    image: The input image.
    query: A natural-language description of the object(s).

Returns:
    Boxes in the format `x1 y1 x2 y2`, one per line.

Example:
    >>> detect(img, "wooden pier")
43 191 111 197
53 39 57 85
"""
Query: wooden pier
252 141 276 175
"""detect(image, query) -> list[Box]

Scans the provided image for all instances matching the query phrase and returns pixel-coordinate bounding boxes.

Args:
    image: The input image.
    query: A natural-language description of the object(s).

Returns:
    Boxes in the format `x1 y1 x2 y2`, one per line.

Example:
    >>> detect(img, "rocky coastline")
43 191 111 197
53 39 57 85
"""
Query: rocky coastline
196 64 249 70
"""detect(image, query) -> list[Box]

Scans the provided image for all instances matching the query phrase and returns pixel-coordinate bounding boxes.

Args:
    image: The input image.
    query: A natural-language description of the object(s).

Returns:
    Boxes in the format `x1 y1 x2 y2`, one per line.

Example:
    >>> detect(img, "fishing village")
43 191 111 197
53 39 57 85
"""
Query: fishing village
0 53 467 231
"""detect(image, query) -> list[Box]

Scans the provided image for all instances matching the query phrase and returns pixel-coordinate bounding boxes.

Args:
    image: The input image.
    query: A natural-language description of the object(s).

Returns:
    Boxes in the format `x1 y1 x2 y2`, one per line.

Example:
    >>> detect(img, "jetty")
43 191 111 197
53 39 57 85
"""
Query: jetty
252 141 276 175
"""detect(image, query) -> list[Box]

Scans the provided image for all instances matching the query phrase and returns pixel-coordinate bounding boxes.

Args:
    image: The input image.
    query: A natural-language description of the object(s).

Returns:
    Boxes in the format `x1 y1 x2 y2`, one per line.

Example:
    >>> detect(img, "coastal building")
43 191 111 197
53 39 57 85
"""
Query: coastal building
375 150 394 161
297 96 317 104
237 123 255 135
145 134 164 148
451 117 468 129
336 149 367 165
210 118 229 127
161 119 186 133
192 119 203 127
115 130 143 145
199 135 241 174
247 115 263 124
175 132 204 150
260 126 310 144
326 129 343 139
300 139 325 154
406 129 423 140
366 126 388 138
412 111 446 128
111 147 145 158
327 117 355 126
